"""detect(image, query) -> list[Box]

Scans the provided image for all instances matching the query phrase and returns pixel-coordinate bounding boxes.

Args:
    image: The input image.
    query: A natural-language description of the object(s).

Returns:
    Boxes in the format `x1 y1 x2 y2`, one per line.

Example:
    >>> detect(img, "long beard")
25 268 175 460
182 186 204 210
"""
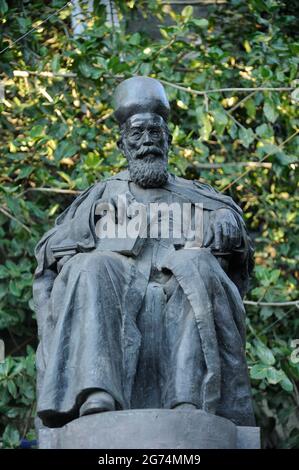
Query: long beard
126 149 168 188
127 155 169 188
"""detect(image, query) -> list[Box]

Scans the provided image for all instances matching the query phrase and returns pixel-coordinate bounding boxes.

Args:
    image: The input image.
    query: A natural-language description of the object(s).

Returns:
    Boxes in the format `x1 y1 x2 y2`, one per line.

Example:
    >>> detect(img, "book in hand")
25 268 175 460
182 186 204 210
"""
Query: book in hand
51 244 80 259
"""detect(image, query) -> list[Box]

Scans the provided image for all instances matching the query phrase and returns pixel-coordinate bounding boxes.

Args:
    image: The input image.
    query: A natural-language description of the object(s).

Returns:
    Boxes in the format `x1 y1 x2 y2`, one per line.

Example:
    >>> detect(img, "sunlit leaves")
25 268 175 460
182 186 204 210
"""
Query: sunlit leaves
0 0 298 449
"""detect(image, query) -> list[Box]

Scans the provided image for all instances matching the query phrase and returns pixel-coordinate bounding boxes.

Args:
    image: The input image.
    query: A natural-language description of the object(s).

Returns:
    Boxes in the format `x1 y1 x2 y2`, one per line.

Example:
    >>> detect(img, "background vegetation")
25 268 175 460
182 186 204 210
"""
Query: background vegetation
0 0 298 448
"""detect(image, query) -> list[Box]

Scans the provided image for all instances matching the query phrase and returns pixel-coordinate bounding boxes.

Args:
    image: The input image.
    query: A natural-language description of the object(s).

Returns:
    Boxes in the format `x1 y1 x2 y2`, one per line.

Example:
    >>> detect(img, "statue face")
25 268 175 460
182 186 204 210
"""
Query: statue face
123 113 169 159
119 113 171 188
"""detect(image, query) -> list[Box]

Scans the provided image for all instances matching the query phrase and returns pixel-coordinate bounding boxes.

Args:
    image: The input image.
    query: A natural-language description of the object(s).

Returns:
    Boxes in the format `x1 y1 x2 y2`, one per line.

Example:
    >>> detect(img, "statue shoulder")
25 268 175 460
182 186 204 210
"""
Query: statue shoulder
191 178 242 213
170 174 242 215
171 174 219 194
192 179 219 194
54 171 128 227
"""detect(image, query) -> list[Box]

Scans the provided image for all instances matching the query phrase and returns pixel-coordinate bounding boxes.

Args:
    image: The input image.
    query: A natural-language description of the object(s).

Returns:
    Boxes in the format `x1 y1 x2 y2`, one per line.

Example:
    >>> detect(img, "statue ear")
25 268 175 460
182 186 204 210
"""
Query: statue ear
168 133 173 146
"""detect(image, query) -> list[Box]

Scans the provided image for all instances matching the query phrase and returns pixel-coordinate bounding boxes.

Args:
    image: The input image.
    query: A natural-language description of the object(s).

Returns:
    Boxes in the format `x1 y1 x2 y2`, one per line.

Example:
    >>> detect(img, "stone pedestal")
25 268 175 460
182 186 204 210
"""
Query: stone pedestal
38 410 260 449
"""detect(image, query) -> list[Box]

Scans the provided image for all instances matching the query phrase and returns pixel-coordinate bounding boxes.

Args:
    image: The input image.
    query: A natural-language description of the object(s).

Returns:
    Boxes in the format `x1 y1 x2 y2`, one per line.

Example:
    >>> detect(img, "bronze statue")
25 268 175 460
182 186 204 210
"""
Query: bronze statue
34 76 255 429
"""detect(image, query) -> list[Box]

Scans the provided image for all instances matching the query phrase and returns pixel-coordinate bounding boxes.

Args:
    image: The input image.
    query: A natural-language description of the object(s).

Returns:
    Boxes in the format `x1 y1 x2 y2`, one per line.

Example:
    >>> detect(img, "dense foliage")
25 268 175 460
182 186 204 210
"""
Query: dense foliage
0 0 298 448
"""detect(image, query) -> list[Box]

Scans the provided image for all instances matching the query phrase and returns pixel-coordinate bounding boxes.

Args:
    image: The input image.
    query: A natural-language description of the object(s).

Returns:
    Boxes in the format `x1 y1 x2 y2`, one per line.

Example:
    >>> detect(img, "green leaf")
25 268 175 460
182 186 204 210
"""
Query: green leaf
207 46 225 59
213 107 228 136
254 340 275 366
7 380 17 399
245 99 256 119
51 54 60 73
269 269 281 283
29 125 44 138
0 265 9 279
4 407 19 419
260 306 273 320
228 122 238 139
212 108 228 126
54 141 79 161
5 260 19 277
16 166 34 181
239 127 255 148
259 66 273 80
182 5 193 21
78 62 101 79
200 114 212 141
49 123 68 140
139 62 152 76
191 18 209 28
266 366 282 384
9 280 22 297
280 375 293 392
263 100 278 123
129 33 141 45
78 61 93 78
16 17 31 34
0 0 8 15
250 363 268 380
57 171 73 186
291 87 299 102
275 153 298 166
255 123 273 138
2 424 20 449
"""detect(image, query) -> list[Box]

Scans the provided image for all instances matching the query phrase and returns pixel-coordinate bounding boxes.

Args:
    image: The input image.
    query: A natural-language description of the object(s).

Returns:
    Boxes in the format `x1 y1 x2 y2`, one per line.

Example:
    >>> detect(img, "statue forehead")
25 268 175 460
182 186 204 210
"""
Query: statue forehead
126 113 165 128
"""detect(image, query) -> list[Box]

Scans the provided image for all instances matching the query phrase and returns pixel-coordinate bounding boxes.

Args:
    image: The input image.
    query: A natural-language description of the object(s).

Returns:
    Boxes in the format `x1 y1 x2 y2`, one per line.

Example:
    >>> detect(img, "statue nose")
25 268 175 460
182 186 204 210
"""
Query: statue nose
142 131 153 146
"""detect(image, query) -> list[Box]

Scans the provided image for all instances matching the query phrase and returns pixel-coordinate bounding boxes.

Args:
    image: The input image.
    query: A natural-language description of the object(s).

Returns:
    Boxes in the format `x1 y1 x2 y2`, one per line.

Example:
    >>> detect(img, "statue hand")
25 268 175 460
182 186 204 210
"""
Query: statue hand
203 208 242 252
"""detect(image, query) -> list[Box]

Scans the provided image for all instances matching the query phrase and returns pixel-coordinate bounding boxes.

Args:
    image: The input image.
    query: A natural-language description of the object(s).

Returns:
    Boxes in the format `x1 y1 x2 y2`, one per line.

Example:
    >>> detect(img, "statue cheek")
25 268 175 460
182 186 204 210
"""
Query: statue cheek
124 141 136 156
127 139 139 150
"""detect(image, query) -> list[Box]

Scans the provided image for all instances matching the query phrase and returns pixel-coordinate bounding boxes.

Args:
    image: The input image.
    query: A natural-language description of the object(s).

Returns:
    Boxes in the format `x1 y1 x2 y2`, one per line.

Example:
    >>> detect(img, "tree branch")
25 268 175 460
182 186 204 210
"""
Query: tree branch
221 128 299 192
0 206 32 233
12 70 296 95
244 300 299 308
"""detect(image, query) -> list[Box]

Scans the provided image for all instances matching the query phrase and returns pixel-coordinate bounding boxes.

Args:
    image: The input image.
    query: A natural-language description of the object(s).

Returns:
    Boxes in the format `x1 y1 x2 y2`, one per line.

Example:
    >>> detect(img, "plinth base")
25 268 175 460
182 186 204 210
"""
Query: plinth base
38 409 260 449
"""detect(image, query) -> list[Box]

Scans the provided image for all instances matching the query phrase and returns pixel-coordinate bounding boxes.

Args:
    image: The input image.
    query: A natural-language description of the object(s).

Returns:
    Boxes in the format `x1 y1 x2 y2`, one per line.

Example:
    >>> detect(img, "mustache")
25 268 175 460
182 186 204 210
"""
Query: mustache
135 146 164 159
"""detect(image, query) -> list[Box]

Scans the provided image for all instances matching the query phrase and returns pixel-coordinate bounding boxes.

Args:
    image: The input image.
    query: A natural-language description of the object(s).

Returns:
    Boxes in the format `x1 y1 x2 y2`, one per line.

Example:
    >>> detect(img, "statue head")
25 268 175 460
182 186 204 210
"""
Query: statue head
114 77 172 188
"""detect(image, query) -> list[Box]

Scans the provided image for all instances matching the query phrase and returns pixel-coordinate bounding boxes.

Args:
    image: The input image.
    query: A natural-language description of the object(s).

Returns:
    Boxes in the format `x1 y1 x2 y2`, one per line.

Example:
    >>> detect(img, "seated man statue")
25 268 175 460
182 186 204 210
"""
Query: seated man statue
33 76 255 429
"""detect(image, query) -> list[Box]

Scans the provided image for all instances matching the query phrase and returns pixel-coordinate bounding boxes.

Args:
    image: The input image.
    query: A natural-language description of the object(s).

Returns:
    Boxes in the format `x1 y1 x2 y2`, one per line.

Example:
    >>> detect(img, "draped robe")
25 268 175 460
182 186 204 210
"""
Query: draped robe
33 170 255 428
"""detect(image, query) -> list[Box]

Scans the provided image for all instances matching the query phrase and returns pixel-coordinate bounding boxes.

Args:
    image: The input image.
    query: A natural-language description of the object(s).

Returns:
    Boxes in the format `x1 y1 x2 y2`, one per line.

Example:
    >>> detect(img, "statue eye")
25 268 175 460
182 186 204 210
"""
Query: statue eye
130 129 142 138
150 128 162 137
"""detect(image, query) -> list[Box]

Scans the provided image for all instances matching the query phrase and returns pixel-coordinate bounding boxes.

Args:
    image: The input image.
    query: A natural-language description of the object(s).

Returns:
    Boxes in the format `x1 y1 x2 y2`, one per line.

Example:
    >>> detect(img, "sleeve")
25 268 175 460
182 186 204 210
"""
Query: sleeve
34 182 105 277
